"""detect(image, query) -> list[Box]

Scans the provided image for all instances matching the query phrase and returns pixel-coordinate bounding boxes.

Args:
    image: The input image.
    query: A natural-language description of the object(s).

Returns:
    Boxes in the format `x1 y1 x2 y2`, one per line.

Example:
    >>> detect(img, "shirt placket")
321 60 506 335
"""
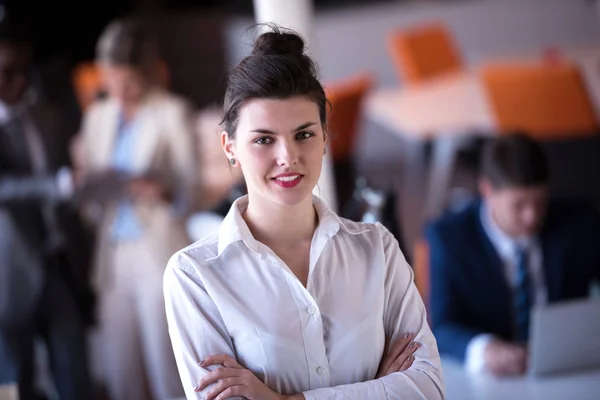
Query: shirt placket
263 242 332 390
288 272 331 390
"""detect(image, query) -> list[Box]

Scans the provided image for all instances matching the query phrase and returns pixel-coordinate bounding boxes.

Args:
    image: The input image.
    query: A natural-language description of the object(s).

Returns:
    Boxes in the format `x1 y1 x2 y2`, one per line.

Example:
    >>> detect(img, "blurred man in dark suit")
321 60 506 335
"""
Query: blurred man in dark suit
426 133 600 376
0 15 94 400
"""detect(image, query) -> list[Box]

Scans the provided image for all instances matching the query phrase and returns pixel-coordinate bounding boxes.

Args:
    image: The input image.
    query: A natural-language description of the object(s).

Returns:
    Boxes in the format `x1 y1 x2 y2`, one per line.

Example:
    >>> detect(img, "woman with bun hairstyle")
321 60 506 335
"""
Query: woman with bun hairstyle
164 26 444 400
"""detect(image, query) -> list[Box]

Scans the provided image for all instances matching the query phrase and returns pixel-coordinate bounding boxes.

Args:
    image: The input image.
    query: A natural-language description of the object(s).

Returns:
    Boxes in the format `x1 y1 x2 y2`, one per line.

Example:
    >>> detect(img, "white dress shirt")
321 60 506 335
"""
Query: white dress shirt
164 195 444 400
465 203 547 374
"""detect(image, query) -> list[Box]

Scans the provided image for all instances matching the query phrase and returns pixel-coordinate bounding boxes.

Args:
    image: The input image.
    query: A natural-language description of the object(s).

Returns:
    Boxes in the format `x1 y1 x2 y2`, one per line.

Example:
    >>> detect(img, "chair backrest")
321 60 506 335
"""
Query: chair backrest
325 73 374 162
72 62 102 111
413 238 430 306
480 62 599 139
387 23 463 84
72 60 171 111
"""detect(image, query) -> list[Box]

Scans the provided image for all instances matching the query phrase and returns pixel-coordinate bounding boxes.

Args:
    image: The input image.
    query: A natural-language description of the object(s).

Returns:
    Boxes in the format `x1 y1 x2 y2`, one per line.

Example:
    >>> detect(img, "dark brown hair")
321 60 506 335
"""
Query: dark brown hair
480 132 549 188
221 25 328 138
96 19 158 73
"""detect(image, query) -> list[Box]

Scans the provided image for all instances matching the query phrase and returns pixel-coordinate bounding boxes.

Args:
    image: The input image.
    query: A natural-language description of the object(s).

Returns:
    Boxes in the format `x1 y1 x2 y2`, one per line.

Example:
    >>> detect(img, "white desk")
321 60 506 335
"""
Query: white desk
366 71 496 138
442 358 600 400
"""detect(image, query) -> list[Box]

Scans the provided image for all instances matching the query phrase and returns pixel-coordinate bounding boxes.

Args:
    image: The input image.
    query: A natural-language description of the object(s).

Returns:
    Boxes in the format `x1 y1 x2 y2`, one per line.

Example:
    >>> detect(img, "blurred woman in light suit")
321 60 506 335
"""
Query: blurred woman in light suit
76 19 194 400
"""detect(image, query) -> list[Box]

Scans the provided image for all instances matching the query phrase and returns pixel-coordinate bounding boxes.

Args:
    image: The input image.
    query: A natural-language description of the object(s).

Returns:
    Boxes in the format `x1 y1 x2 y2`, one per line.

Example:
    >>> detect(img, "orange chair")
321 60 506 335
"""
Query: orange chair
72 62 103 111
72 60 171 111
387 23 463 84
480 62 599 139
413 238 430 307
325 73 374 163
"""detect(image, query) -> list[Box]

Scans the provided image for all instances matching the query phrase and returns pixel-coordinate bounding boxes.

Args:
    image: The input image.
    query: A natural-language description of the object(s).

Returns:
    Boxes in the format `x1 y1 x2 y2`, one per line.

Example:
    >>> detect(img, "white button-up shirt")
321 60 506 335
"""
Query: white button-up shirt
164 196 444 399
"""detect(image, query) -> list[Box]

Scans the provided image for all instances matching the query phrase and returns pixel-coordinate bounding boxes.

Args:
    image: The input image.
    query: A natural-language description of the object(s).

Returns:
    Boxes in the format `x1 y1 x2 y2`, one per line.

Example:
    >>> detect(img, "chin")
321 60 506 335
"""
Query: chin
265 182 314 207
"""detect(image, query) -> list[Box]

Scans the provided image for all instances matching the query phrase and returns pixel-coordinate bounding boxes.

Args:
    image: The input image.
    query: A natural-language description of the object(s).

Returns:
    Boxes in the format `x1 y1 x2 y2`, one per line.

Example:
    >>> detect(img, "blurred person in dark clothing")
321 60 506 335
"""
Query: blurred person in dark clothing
426 133 600 376
0 14 94 400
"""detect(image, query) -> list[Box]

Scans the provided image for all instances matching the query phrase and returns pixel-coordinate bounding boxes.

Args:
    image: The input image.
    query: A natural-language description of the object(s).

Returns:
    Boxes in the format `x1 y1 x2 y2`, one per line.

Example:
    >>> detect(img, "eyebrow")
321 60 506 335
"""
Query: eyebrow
250 122 317 135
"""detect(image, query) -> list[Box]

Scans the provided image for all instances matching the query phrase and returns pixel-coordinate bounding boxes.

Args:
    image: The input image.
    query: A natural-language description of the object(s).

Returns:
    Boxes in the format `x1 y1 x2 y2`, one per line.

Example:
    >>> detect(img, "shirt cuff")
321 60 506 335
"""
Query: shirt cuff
465 333 495 374
55 166 74 200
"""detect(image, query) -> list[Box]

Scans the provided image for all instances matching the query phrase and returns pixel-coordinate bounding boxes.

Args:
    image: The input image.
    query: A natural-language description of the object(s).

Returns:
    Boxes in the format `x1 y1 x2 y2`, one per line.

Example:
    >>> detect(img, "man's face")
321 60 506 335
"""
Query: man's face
0 43 31 105
480 179 549 238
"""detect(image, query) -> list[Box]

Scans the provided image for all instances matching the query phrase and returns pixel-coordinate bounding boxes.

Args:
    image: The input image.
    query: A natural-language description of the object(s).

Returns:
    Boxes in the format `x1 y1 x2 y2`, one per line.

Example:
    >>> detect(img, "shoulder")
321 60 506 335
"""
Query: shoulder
147 89 193 116
82 97 115 133
85 96 114 117
337 217 404 257
337 216 375 235
165 232 220 280
426 201 480 241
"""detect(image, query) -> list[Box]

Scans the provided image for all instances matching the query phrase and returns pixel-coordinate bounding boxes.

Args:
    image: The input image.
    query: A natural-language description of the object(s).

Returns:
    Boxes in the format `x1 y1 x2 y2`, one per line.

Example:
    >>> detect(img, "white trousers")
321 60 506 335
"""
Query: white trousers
99 240 184 400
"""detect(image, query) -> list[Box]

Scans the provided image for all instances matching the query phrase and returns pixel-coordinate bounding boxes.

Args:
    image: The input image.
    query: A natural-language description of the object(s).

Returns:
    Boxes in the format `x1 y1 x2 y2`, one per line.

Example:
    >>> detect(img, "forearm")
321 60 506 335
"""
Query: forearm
0 174 60 204
294 368 442 400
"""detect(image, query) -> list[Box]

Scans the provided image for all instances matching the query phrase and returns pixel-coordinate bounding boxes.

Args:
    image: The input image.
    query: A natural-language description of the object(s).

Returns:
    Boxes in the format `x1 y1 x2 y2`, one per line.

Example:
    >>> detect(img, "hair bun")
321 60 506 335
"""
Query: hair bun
252 29 305 57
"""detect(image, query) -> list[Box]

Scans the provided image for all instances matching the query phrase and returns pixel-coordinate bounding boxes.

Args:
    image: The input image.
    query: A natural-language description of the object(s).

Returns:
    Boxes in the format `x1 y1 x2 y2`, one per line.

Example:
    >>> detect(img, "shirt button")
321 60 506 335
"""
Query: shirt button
316 366 327 376
307 305 317 315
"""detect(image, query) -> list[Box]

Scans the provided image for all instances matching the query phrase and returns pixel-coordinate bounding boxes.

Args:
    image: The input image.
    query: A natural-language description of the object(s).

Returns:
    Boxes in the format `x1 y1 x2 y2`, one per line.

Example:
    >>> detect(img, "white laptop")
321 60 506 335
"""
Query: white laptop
528 297 600 377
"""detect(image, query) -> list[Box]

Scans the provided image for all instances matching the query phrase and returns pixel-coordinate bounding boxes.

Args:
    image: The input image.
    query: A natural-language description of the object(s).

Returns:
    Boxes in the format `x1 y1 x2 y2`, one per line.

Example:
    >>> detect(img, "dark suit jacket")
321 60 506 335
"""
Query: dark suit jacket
0 99 95 328
425 199 600 361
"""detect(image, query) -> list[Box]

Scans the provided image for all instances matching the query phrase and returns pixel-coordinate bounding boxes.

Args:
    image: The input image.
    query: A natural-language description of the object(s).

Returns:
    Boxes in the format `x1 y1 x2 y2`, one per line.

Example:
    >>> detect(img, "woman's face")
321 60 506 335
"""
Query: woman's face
222 96 326 209
100 63 149 106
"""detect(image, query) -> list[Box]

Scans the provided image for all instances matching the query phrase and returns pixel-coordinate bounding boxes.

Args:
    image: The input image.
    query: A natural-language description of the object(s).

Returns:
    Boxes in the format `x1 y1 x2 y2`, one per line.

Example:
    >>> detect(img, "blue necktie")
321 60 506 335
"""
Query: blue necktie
514 246 532 342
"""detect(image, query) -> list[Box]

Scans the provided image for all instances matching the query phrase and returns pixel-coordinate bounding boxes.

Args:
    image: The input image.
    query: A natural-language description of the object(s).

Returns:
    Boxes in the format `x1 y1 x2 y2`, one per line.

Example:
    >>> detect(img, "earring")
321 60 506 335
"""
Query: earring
229 158 236 165
323 148 327 155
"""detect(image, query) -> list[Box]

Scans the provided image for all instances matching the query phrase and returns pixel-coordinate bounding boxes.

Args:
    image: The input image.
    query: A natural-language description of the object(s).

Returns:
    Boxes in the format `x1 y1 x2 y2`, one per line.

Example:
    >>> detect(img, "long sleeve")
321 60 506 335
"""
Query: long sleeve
163 253 243 400
302 224 444 400
426 223 486 361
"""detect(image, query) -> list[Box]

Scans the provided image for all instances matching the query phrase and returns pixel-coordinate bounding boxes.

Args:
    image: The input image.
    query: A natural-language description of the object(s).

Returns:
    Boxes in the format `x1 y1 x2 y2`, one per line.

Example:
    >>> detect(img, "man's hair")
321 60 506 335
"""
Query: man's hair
479 132 549 189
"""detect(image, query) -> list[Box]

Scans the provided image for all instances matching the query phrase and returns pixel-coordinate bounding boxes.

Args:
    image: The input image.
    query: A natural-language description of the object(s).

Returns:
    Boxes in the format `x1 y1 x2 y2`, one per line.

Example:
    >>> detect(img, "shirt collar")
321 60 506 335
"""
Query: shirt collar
480 202 535 256
216 195 368 257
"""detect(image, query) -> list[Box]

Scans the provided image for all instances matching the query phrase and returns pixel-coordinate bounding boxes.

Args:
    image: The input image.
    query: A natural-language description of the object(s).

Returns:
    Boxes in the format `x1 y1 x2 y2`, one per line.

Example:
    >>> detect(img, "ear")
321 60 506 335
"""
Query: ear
478 178 493 199
322 125 329 152
221 131 237 164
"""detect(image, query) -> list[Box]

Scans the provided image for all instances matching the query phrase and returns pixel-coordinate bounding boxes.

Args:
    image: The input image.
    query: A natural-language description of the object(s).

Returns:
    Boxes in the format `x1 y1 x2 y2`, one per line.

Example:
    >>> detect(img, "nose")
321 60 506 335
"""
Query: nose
276 139 299 166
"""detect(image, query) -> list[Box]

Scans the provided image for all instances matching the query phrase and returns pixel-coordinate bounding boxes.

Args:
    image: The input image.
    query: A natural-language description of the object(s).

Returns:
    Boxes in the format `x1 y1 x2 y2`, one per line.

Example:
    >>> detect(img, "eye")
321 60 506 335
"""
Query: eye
254 136 273 145
296 130 314 140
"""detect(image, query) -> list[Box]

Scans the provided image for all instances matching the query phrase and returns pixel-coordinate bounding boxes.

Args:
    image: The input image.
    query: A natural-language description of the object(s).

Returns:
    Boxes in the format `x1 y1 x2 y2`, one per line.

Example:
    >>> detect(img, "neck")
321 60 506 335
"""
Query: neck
121 102 139 121
243 194 317 245
489 205 522 240
120 88 151 121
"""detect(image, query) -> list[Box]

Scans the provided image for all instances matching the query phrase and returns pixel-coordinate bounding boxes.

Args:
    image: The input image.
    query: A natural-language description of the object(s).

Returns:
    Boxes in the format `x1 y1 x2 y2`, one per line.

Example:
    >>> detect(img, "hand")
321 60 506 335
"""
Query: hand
484 339 527 376
197 354 283 400
127 177 168 202
376 332 419 378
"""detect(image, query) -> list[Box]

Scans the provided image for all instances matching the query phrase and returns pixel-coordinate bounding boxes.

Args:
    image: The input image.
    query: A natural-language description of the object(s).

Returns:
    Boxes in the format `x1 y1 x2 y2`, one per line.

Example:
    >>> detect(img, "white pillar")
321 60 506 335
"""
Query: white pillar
252 0 338 212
